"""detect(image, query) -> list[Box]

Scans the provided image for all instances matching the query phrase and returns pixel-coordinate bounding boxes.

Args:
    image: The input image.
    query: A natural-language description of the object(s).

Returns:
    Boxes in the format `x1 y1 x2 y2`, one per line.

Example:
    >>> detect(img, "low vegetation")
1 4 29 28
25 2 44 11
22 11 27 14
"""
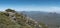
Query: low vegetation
0 9 48 28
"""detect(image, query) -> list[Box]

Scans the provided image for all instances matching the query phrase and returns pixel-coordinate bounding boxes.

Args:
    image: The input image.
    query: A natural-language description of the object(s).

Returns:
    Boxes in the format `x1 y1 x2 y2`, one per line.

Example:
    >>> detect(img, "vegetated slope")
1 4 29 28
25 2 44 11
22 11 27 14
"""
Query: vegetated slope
0 9 48 28
0 12 32 28
0 12 20 28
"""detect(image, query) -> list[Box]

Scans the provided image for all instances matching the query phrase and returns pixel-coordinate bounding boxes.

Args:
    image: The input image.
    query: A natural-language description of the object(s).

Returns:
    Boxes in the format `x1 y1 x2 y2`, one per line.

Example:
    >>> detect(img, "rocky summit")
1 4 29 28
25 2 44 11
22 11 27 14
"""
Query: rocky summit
0 9 48 28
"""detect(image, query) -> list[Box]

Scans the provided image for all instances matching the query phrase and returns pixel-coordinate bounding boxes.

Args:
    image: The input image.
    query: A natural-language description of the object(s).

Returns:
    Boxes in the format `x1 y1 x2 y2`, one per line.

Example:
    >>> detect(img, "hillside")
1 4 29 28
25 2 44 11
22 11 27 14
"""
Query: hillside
0 9 48 28
22 11 60 28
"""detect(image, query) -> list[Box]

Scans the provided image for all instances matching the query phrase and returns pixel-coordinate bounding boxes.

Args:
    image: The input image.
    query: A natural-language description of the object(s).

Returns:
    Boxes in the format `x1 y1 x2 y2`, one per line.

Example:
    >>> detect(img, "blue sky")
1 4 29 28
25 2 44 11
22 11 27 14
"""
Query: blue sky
0 0 60 13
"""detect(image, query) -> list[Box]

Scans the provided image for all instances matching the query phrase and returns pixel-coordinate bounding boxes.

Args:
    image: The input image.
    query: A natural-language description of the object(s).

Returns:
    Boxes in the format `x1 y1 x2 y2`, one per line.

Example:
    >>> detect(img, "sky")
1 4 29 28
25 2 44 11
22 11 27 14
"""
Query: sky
0 0 60 13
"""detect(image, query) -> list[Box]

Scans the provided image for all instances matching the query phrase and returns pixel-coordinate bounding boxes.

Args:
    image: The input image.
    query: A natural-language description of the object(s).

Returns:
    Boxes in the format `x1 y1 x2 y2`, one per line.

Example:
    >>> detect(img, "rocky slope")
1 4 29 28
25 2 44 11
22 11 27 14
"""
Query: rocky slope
0 9 48 28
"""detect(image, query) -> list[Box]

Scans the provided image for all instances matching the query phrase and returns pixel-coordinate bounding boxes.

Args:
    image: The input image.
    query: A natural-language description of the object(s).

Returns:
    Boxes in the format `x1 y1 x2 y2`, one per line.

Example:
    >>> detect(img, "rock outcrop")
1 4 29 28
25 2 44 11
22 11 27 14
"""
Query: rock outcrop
0 9 48 28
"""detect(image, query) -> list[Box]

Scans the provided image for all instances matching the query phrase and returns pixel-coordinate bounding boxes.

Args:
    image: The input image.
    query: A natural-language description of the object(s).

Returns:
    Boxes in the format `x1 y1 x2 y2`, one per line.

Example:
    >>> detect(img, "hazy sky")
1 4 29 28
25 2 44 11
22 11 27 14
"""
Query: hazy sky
0 0 60 13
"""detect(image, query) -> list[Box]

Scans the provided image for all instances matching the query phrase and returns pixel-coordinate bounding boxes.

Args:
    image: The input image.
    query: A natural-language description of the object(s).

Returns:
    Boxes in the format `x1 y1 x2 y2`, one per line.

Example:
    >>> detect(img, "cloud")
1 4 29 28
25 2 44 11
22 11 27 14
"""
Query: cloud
14 6 60 13
38 7 60 12
0 5 60 13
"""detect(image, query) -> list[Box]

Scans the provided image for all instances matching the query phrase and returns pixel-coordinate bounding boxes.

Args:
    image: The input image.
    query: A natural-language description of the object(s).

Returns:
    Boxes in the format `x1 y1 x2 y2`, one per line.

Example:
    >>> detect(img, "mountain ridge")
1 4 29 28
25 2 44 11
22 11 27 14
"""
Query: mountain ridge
21 11 60 28
0 9 48 28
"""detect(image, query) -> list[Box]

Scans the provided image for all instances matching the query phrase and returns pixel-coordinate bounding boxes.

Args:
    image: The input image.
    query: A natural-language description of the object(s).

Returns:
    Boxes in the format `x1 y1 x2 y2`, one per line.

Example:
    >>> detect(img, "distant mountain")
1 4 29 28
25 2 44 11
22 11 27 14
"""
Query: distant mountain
21 11 60 28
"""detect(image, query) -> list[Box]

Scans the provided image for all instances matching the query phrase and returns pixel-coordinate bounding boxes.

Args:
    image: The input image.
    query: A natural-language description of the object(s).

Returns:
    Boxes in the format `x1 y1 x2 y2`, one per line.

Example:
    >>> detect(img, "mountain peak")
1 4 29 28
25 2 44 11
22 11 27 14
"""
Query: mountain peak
0 9 48 28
